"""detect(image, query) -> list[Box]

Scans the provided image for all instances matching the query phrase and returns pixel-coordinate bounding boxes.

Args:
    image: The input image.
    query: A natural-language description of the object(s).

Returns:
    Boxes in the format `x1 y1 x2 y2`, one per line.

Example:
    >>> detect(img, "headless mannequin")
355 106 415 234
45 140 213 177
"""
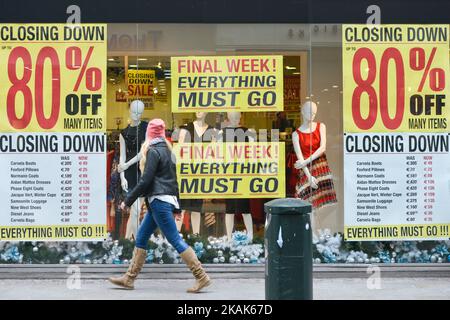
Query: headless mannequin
221 111 254 242
177 112 215 234
118 100 146 240
292 101 327 232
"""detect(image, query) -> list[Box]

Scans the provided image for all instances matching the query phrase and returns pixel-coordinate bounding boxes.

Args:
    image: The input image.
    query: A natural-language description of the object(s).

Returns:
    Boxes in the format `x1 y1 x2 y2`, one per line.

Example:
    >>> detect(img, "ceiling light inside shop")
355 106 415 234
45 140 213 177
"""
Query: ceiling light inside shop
129 64 137 68
285 66 296 70
138 58 148 61
332 85 339 88
292 72 300 75
108 58 115 61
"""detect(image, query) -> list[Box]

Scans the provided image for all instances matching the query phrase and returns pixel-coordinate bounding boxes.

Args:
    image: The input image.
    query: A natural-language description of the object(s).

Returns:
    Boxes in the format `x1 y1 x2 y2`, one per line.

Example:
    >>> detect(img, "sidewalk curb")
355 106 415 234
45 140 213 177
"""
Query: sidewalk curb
1 264 449 279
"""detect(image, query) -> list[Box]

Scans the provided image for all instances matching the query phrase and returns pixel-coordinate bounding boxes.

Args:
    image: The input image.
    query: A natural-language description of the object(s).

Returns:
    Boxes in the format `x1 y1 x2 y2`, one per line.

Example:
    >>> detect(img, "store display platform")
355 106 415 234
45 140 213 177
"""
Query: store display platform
0 264 449 279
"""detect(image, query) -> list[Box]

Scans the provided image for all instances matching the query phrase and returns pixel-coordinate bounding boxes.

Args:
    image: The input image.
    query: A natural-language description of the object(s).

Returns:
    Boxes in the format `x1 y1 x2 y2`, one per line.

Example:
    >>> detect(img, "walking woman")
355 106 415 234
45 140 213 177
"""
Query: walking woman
109 118 211 293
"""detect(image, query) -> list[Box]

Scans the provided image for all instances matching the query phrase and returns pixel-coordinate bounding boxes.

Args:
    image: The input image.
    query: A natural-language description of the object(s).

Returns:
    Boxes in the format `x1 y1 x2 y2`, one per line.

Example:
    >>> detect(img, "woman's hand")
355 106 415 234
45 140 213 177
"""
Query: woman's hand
174 212 182 222
120 201 128 211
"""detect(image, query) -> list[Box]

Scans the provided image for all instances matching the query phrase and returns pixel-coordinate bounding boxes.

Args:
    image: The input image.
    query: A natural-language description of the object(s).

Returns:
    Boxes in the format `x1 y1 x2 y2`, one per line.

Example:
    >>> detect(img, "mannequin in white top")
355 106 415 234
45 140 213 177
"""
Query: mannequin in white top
118 100 147 240
220 111 254 242
177 112 215 234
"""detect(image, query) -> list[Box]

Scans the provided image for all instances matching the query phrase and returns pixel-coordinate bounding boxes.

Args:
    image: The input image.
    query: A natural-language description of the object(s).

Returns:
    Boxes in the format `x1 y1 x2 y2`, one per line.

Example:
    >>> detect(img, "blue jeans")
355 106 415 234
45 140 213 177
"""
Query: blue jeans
135 198 189 254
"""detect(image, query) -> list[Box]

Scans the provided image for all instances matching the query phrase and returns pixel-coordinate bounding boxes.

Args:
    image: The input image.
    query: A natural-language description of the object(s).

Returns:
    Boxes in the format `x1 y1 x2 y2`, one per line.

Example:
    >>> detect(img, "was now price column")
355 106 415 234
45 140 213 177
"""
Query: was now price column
343 24 450 241
58 135 106 228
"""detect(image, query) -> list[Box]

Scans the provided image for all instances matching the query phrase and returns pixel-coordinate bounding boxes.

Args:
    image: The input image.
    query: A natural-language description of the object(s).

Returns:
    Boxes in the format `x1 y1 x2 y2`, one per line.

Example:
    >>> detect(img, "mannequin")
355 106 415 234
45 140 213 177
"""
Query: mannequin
118 100 148 240
292 101 337 231
219 111 254 242
177 112 216 234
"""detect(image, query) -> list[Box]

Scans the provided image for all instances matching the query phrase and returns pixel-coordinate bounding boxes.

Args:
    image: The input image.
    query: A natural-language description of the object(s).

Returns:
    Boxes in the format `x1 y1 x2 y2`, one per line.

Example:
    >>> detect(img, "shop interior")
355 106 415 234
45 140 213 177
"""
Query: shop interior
104 24 344 242
105 54 309 240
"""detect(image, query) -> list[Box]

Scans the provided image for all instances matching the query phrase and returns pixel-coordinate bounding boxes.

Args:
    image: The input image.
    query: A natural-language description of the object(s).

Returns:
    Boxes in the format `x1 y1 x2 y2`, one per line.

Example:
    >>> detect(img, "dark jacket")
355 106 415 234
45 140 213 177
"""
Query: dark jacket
124 141 180 211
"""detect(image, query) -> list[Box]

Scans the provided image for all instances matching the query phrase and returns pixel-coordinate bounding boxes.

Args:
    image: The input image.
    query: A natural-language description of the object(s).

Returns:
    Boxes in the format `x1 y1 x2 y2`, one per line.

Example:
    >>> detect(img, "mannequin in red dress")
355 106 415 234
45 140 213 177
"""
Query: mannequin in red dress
292 101 337 231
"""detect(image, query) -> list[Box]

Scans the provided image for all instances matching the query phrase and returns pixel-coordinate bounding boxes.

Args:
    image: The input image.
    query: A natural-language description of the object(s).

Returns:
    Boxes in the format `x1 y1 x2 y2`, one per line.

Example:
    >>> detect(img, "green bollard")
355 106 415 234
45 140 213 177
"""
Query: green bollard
264 198 313 300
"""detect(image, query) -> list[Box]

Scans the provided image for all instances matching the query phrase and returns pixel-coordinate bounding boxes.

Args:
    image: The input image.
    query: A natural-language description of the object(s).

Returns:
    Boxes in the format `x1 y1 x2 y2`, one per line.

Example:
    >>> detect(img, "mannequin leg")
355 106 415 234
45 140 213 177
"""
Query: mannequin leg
310 210 319 236
115 206 122 239
242 214 253 242
191 211 201 235
125 198 141 240
176 210 186 232
225 214 235 241
125 204 138 240
313 210 321 233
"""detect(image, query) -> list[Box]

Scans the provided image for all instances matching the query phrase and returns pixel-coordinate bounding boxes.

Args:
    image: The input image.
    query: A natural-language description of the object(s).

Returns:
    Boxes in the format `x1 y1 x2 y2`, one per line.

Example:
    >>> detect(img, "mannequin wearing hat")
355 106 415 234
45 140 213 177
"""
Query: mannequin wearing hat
118 100 148 240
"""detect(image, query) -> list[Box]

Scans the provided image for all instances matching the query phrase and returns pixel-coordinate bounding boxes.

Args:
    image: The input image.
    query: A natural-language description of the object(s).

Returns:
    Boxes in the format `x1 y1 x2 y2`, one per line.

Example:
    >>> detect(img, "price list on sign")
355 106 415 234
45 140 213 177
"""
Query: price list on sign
0 24 107 241
343 25 450 241
0 133 106 240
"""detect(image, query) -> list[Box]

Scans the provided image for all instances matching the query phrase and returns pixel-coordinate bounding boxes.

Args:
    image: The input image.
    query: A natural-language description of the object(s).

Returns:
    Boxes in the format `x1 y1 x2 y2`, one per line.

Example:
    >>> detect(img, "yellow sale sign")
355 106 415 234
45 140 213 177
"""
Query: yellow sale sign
343 25 450 133
127 69 155 97
0 24 107 132
171 55 284 113
345 223 450 241
0 224 107 241
343 25 450 242
173 142 285 199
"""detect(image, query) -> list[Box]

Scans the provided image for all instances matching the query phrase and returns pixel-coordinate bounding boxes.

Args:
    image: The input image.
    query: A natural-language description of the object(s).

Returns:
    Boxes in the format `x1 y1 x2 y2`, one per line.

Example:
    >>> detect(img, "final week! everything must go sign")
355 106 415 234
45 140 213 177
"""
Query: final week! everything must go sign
171 55 286 200
171 55 284 113
174 142 286 199
0 24 107 241
343 25 450 241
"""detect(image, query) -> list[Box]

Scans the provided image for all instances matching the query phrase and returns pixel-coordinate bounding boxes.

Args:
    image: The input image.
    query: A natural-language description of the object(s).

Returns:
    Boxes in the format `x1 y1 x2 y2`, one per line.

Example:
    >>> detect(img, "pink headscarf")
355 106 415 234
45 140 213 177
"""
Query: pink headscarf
146 118 166 140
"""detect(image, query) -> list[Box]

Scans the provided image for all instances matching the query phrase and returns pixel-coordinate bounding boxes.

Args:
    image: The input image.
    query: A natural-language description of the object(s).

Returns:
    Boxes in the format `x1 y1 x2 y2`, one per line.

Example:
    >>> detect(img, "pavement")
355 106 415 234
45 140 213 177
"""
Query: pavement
1 277 450 300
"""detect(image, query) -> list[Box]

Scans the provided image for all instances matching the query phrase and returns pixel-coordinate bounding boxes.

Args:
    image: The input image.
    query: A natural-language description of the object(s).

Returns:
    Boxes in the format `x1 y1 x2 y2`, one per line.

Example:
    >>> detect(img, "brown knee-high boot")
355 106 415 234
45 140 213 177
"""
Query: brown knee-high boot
180 247 211 293
108 247 147 289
